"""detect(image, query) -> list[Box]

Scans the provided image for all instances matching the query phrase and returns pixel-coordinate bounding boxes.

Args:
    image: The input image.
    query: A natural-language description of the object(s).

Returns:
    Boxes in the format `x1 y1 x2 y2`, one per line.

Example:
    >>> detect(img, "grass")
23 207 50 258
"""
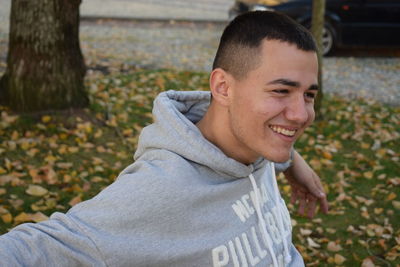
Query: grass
0 69 399 266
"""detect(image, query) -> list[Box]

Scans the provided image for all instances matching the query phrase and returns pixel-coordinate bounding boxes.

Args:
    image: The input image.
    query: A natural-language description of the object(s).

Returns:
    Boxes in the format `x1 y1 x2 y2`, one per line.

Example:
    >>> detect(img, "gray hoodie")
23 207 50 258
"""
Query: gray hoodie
0 90 304 267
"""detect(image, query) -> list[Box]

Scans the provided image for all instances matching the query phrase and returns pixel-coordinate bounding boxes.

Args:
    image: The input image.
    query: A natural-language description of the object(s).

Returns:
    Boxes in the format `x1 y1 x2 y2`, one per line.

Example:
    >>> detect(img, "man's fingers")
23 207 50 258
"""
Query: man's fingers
297 192 307 216
306 195 317 218
290 191 297 205
307 175 326 199
319 195 329 214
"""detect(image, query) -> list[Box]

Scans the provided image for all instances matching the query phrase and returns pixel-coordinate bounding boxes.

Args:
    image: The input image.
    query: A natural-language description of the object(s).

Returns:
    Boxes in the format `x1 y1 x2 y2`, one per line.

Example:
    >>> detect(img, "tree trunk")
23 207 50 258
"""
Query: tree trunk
311 0 325 119
0 0 88 112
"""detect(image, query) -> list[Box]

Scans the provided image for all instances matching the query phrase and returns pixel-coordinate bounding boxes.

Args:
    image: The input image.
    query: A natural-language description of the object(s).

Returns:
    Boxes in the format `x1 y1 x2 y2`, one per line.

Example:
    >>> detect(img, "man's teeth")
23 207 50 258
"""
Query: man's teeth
270 126 296 137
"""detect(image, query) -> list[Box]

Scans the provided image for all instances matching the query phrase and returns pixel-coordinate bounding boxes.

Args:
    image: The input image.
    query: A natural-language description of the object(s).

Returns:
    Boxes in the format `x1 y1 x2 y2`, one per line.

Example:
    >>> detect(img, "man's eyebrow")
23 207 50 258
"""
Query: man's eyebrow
267 78 300 87
267 78 319 91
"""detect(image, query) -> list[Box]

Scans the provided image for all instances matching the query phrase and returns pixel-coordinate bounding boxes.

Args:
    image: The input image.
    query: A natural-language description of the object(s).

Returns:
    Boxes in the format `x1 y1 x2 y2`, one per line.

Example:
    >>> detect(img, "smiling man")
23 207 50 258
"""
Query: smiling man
0 11 327 267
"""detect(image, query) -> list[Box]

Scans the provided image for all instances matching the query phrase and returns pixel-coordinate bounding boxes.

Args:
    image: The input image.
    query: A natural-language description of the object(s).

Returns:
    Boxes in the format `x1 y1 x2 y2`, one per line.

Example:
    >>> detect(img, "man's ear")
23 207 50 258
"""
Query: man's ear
209 68 232 107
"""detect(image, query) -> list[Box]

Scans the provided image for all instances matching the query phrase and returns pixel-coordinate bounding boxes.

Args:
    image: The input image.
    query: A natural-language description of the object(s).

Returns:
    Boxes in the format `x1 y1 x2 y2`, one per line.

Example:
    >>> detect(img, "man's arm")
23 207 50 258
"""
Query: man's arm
283 150 329 218
0 212 106 266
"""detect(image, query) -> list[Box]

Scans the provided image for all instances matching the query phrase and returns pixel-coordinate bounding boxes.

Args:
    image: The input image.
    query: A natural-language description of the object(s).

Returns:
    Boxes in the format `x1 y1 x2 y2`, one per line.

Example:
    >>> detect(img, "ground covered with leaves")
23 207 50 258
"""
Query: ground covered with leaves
0 69 399 266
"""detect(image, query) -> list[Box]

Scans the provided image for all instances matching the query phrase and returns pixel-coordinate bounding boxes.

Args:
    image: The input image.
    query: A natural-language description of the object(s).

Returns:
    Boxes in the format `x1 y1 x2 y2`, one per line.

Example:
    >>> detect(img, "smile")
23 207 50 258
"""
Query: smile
269 125 297 137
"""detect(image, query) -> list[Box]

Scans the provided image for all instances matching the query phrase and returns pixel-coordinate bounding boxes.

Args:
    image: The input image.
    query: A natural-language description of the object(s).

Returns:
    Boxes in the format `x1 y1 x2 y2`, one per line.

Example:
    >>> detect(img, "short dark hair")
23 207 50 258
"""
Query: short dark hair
212 11 317 79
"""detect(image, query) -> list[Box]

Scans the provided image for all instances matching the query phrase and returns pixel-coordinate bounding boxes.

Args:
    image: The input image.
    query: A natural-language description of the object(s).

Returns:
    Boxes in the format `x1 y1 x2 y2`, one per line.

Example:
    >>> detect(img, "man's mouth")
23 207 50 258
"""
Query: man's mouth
269 125 297 137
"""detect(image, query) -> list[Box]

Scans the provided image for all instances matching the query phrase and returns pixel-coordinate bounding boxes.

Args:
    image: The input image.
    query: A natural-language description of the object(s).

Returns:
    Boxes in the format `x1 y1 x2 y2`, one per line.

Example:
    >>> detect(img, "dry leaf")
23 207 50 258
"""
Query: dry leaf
307 237 320 248
392 200 400 210
1 213 12 224
30 212 49 223
26 185 48 197
300 228 312 236
361 257 375 267
327 241 343 252
69 195 82 207
387 192 397 201
334 254 346 264
41 115 51 123
364 171 373 179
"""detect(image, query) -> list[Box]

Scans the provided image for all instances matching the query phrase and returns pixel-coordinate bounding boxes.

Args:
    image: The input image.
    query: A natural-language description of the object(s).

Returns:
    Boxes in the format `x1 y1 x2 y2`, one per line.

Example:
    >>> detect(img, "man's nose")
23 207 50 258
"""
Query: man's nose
286 96 309 123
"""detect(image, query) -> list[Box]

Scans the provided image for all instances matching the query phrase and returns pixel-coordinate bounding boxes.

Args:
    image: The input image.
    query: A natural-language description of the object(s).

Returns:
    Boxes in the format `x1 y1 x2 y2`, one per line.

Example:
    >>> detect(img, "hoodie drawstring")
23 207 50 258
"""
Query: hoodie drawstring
270 162 292 264
249 173 278 267
248 162 292 267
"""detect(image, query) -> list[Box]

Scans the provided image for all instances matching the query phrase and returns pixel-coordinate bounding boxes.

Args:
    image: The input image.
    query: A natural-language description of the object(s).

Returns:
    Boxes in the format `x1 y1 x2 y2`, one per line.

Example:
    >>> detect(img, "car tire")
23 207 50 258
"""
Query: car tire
322 23 336 56
305 22 336 56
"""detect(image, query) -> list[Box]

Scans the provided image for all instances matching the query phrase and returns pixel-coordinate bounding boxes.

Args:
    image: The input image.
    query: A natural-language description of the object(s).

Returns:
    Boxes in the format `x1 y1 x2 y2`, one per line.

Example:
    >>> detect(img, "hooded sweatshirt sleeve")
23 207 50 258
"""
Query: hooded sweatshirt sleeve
0 212 106 267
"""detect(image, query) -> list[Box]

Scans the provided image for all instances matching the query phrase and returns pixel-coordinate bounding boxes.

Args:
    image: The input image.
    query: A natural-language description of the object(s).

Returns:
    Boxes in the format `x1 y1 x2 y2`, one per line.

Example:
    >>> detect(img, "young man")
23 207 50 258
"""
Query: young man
0 11 328 266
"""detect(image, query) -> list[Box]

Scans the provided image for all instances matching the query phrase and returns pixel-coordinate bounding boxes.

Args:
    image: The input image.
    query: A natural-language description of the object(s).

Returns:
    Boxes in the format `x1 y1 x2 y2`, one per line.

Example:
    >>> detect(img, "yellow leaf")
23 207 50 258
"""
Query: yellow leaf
322 151 333 160
1 213 12 224
14 212 31 224
27 148 39 157
59 133 68 140
68 147 79 153
361 142 370 149
364 171 373 179
26 185 48 197
45 154 57 164
20 141 30 150
334 254 346 265
387 192 397 201
283 185 290 194
0 167 6 174
41 115 51 123
374 208 383 214
30 212 49 223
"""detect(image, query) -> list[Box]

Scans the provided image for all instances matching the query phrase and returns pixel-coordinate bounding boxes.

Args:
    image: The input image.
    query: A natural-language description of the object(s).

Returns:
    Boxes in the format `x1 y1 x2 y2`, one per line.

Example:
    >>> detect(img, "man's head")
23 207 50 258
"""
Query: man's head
212 11 317 80
198 11 319 165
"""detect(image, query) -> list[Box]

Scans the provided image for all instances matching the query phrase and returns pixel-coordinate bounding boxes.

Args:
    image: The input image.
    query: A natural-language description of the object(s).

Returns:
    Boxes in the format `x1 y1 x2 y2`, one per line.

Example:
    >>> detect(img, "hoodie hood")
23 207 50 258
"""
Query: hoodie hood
134 90 263 178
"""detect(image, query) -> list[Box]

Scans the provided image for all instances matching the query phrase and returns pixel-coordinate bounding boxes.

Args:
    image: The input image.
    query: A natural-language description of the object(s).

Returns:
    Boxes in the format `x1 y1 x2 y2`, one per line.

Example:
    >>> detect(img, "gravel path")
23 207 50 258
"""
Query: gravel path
79 20 400 106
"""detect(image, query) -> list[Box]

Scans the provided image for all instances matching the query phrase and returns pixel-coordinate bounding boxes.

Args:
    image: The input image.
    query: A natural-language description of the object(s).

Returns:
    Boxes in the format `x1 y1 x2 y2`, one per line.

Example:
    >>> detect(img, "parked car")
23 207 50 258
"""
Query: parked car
229 0 400 55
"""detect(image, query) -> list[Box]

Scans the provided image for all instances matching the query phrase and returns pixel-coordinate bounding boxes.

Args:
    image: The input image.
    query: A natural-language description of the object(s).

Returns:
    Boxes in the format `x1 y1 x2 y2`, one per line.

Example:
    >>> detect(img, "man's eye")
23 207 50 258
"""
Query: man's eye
273 89 289 94
305 92 316 99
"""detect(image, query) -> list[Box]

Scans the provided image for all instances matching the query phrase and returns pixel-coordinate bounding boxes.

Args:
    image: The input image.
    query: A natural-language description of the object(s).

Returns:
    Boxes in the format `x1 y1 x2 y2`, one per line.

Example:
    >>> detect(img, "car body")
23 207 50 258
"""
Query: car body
229 0 400 55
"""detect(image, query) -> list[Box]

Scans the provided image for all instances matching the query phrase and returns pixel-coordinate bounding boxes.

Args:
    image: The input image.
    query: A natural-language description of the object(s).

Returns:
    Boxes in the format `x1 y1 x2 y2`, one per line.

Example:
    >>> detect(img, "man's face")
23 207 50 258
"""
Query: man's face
227 39 318 164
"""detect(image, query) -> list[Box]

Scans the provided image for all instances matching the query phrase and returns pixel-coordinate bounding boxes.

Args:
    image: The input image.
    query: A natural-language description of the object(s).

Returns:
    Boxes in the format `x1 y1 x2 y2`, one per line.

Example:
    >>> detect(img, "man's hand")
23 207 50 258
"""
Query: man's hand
283 150 329 218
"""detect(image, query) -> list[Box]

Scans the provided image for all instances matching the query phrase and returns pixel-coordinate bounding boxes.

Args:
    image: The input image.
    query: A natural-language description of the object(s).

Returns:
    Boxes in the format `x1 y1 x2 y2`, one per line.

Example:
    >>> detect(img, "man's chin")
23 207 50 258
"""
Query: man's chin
265 151 291 163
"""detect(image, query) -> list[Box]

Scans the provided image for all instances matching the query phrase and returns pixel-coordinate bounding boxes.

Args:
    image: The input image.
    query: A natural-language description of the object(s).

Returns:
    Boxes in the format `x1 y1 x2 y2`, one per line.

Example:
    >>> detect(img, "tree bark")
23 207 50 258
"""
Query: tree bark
311 0 325 119
0 0 88 112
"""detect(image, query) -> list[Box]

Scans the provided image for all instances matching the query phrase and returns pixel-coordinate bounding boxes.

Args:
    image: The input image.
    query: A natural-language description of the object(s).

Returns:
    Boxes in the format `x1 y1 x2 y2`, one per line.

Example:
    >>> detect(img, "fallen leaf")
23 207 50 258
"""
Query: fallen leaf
69 194 82 207
392 201 400 210
307 237 320 248
30 212 49 223
300 228 312 236
41 115 51 123
364 171 373 179
1 213 12 224
14 212 31 224
327 241 343 252
387 192 397 201
334 254 346 264
26 185 48 197
361 257 375 267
